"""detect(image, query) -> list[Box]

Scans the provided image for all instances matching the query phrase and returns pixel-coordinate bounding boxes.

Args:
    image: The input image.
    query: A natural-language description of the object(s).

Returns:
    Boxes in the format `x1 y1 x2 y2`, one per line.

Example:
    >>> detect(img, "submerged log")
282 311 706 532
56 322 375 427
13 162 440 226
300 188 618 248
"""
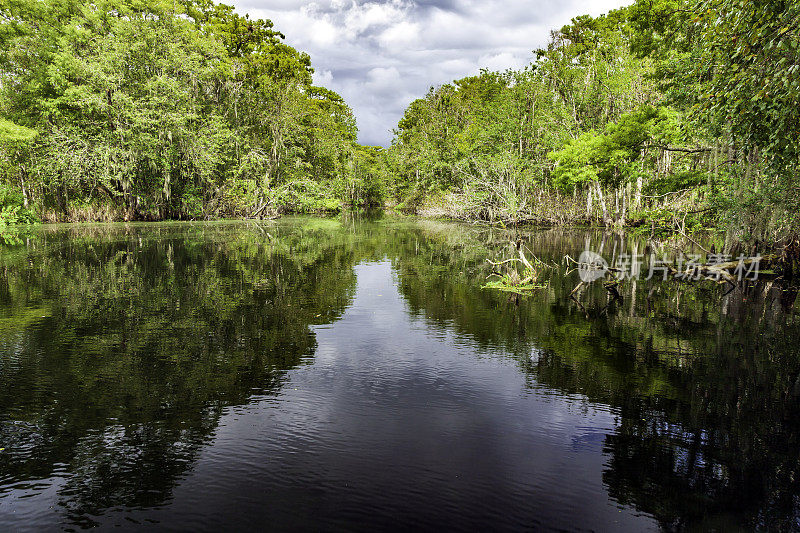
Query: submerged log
485 241 553 294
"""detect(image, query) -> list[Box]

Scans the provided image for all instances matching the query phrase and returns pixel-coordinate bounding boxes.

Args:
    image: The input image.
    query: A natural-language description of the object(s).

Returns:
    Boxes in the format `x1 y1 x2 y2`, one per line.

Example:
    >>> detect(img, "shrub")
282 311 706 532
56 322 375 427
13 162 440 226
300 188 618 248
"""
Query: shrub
0 184 37 225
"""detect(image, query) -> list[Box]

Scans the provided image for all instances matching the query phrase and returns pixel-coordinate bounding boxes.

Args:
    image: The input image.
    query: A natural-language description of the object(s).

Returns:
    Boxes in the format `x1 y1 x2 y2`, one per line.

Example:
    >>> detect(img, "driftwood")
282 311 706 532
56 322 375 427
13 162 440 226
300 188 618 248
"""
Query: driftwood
250 201 281 220
485 241 553 292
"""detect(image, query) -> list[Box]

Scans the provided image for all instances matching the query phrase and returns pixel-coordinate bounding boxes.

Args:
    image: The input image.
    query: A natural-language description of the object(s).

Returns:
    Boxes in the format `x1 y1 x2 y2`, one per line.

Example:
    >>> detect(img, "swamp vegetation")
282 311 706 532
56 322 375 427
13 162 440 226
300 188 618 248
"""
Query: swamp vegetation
0 0 799 261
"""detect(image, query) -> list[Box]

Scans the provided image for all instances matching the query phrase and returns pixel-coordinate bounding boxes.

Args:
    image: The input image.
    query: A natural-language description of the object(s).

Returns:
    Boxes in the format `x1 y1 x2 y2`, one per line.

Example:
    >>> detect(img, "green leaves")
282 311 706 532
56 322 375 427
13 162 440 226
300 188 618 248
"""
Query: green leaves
0 119 37 145
0 0 359 221
548 105 673 191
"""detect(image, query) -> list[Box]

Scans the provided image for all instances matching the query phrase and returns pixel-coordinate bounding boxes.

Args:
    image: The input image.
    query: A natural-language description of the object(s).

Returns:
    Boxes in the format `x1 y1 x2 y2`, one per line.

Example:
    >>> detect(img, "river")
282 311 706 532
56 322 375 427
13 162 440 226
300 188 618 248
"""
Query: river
0 216 798 530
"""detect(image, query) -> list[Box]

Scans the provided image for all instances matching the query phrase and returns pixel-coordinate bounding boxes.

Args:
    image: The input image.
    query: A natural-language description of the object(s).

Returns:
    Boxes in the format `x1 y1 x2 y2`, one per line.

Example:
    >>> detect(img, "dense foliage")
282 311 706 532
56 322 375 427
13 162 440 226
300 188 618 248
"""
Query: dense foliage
0 0 372 222
1 0 798 249
387 0 800 247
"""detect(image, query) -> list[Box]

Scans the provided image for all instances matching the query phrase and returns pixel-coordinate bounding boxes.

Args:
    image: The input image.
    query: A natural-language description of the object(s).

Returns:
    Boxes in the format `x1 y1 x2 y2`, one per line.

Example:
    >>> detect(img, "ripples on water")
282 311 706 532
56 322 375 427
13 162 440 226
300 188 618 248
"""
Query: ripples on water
0 217 798 531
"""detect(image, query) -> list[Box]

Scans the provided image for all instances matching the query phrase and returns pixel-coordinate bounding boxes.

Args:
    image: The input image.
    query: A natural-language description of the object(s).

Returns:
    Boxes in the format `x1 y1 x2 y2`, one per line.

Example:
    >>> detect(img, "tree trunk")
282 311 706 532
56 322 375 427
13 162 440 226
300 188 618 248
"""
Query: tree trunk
162 167 171 219
635 174 642 209
586 185 593 218
710 141 718 195
620 183 628 227
594 181 609 225
20 166 29 208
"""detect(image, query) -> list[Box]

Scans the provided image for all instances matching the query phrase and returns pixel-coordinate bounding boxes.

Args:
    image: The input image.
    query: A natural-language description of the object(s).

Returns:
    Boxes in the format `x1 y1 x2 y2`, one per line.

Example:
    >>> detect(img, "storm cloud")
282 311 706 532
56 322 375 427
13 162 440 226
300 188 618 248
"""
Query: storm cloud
231 0 628 146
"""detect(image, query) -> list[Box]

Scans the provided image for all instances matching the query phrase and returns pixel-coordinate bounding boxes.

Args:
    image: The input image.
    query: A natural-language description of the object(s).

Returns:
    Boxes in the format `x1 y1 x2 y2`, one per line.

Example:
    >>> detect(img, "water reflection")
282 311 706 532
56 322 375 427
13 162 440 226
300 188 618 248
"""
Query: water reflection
392 223 800 530
0 221 357 527
0 218 797 530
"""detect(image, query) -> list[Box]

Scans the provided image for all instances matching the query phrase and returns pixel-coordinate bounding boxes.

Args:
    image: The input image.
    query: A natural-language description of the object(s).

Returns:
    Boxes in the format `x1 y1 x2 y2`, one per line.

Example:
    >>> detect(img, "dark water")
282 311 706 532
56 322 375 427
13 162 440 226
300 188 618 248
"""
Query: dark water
0 217 799 531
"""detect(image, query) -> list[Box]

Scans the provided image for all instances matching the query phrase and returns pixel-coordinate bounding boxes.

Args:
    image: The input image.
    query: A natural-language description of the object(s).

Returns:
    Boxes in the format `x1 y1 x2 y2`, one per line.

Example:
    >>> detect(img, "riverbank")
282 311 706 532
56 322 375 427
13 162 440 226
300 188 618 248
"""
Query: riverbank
6 204 799 281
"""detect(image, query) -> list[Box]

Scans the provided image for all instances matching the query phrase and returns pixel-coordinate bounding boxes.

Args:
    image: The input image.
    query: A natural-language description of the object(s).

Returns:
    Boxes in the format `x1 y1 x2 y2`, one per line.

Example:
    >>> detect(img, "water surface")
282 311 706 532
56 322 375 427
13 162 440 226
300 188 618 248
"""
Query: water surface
0 217 799 531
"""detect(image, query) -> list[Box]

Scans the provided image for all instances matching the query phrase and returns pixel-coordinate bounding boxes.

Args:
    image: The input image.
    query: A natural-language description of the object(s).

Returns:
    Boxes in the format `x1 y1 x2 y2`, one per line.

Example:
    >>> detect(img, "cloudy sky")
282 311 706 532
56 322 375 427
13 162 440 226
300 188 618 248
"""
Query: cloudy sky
231 0 628 146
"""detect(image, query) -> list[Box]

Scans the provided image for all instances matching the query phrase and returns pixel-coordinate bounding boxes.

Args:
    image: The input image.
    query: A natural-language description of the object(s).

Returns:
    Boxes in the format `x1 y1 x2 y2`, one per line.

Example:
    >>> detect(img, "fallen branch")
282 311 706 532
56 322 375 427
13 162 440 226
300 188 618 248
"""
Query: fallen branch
656 145 713 154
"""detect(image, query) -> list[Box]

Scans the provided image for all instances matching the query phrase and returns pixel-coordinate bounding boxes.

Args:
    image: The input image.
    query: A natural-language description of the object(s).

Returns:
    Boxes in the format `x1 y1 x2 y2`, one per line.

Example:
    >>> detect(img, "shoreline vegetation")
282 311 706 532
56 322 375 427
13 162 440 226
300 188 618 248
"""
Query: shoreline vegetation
1 1 798 264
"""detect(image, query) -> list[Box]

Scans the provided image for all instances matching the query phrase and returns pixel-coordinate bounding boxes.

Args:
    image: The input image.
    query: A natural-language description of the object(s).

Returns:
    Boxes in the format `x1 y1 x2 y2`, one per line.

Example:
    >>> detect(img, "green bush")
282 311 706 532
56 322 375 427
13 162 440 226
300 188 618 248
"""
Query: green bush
0 184 37 225
644 170 709 196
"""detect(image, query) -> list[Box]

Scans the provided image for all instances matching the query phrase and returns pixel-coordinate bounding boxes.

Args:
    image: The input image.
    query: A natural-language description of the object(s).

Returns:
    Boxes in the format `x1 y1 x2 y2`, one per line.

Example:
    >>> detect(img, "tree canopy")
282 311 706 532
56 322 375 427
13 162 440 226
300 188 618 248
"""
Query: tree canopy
0 0 367 222
1 0 798 248
386 0 800 246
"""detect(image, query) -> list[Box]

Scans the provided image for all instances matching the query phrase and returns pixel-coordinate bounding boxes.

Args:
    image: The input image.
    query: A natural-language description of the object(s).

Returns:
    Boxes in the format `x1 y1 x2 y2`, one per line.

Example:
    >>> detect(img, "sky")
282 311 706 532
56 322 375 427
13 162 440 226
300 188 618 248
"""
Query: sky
231 0 628 147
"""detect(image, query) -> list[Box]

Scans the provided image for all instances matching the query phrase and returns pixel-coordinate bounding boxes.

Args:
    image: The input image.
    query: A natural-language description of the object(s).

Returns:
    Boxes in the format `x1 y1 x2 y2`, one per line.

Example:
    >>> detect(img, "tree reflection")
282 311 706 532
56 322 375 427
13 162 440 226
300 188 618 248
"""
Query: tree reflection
0 219 799 529
388 224 800 530
0 221 358 526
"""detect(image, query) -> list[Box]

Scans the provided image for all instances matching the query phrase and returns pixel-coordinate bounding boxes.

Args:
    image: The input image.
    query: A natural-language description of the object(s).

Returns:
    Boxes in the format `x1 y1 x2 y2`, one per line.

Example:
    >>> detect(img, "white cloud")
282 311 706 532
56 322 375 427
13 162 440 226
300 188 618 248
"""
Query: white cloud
478 51 527 72
343 2 405 36
314 69 334 85
377 20 421 48
233 0 630 146
308 18 339 46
